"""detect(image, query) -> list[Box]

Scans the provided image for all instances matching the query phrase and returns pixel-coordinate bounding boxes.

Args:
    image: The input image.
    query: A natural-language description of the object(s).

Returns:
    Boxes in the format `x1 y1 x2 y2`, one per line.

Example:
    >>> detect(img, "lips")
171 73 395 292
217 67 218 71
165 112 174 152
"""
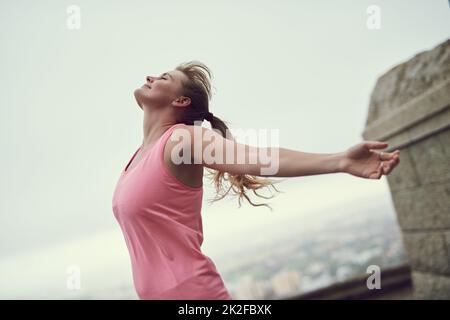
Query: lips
143 84 151 89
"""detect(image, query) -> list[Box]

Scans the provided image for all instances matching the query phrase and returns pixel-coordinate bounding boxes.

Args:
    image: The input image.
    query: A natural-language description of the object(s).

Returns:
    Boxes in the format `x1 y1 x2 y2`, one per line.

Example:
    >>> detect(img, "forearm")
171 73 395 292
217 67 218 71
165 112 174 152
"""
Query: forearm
265 147 345 177
201 141 345 178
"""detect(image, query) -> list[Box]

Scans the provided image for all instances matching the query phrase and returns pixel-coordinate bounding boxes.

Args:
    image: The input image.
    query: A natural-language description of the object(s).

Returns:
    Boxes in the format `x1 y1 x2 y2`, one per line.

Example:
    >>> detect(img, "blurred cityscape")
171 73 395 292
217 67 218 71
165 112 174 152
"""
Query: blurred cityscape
81 204 408 300
223 206 408 299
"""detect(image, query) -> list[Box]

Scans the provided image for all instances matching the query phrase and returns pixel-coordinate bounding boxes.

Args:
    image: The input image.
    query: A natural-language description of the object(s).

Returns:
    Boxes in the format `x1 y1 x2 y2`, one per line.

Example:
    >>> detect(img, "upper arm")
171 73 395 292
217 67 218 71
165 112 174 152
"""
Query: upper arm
171 125 278 176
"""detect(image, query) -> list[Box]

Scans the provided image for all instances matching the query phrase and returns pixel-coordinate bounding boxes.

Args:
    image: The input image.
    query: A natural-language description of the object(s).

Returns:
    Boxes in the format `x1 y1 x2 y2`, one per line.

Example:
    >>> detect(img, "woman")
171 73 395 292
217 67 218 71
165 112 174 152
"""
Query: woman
112 61 400 300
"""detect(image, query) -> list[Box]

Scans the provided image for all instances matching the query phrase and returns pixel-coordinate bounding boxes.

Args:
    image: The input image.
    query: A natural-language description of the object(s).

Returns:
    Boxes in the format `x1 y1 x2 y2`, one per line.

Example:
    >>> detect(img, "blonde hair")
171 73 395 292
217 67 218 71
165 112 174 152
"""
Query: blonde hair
175 60 283 211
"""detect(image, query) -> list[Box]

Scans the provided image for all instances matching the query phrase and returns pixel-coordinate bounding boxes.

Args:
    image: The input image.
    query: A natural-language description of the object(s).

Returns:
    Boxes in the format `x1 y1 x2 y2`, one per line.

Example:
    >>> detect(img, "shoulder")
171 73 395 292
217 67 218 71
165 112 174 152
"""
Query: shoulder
171 124 228 148
166 125 202 162
173 124 205 135
171 124 210 143
173 124 224 139
169 124 223 162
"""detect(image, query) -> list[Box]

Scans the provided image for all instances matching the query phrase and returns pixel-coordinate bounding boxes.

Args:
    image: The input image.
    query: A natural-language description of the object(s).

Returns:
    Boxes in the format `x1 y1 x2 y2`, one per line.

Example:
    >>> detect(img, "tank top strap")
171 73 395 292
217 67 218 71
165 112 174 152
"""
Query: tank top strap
158 123 185 152
156 123 203 191
156 122 185 167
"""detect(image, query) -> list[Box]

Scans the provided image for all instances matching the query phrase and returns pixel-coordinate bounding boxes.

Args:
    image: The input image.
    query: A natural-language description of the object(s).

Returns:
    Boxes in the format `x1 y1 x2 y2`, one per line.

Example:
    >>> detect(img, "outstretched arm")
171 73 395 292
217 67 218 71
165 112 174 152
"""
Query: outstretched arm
272 148 344 177
275 142 400 179
177 126 400 179
274 142 400 179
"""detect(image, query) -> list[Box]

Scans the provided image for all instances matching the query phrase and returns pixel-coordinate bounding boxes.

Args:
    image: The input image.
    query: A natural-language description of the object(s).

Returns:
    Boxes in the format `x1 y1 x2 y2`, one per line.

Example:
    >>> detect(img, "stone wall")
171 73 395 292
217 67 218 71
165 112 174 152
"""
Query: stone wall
362 39 450 299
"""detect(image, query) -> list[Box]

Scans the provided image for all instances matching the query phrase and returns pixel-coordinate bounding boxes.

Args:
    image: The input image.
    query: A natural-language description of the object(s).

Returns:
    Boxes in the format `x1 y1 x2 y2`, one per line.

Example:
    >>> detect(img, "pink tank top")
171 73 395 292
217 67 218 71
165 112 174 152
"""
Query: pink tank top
112 123 232 300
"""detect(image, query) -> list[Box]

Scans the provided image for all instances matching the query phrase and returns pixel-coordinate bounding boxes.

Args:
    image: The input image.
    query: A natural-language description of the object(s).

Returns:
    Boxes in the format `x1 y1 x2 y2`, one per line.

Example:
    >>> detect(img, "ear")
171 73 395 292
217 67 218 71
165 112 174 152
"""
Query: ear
172 96 191 108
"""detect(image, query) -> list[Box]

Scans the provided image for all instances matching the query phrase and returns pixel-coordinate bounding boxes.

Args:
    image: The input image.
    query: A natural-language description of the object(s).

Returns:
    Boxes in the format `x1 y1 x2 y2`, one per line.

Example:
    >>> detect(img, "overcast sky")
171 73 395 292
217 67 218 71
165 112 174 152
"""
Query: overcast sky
0 0 449 297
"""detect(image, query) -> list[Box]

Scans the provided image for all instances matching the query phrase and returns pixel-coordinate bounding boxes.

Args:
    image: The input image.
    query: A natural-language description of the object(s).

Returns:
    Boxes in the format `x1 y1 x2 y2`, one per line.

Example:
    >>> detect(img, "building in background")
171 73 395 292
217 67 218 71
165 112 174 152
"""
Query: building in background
363 38 450 299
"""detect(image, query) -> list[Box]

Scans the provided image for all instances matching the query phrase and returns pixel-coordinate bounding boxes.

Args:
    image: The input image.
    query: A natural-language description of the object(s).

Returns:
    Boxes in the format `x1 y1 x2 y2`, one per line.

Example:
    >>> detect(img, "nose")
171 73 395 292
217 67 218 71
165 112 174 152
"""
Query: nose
146 76 154 83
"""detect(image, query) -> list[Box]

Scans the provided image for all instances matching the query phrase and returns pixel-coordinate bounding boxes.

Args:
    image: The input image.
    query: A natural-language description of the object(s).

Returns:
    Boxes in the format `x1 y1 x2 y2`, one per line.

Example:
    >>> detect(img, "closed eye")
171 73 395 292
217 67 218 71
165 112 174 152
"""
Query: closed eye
160 72 171 80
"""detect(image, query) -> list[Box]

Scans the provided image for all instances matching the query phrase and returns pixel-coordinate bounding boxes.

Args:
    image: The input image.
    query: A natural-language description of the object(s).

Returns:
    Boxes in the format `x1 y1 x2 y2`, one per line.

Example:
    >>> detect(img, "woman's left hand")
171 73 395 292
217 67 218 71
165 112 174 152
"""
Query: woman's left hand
341 141 400 179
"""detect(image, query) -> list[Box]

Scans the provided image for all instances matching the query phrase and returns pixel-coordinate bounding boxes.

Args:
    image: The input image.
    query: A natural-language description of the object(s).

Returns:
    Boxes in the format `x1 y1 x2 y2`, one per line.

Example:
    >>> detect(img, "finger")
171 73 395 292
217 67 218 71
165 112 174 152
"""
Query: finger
383 162 392 175
384 158 399 175
393 157 400 167
376 162 384 179
365 141 389 149
391 156 400 165
382 152 398 161
379 152 389 161
381 161 387 175
390 156 400 167
392 150 400 158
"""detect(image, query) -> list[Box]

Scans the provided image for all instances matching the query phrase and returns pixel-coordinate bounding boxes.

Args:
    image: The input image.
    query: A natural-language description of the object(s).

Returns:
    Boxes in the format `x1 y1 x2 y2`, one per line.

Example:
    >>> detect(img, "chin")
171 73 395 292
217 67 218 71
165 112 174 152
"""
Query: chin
134 88 144 109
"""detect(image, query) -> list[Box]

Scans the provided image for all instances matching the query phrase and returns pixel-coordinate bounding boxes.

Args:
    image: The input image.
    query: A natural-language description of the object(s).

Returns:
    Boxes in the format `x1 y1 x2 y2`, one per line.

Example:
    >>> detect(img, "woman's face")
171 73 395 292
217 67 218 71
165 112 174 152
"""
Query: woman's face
134 69 189 110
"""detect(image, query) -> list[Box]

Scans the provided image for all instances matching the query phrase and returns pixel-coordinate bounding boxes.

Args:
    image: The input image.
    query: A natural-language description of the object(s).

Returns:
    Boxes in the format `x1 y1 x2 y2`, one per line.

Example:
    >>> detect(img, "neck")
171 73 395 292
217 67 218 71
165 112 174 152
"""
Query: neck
141 108 176 149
